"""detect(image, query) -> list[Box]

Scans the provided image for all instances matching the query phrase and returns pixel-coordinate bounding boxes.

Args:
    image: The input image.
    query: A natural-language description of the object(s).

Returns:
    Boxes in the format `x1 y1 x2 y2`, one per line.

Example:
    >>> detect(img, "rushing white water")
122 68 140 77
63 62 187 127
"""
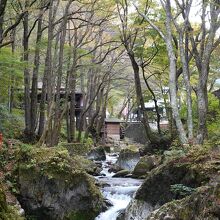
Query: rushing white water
95 154 143 220
99 154 117 177
96 193 131 220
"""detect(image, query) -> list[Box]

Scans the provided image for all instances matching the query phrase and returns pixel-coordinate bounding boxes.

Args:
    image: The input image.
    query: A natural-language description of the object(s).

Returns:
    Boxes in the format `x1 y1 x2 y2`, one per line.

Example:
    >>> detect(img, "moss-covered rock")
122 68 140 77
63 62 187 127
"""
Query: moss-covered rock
87 146 106 161
58 142 92 156
108 164 122 173
124 199 153 220
147 184 220 220
73 155 102 176
132 155 159 178
17 146 104 220
116 147 140 171
135 146 220 207
123 146 220 220
112 169 130 178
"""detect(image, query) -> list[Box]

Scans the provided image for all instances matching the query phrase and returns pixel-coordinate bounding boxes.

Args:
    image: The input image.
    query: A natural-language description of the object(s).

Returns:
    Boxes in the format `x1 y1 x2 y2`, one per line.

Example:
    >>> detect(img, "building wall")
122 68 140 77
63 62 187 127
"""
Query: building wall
106 123 120 140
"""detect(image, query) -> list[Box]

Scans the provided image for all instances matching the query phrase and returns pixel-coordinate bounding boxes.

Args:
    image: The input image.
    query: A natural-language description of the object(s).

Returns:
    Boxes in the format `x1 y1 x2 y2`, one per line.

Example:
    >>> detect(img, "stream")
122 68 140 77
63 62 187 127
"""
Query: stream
95 154 143 220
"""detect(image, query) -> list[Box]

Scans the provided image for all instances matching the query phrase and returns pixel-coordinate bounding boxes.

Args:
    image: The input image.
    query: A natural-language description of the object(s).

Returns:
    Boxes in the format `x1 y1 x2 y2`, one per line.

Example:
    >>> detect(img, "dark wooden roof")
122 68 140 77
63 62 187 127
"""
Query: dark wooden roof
37 82 82 94
105 118 123 123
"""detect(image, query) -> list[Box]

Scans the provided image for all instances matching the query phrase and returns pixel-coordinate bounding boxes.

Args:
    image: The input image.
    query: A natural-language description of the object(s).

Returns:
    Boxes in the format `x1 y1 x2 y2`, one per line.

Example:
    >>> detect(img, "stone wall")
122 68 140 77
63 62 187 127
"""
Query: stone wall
124 122 149 144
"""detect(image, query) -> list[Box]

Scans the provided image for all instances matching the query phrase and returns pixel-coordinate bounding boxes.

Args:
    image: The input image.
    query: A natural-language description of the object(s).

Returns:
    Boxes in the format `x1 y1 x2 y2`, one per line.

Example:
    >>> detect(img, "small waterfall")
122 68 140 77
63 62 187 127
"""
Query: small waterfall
95 154 143 220
96 193 131 220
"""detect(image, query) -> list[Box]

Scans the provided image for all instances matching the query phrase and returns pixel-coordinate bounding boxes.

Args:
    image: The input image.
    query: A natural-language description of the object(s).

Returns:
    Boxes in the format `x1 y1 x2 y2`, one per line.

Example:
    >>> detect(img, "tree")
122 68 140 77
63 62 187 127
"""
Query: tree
136 1 189 144
116 0 174 149
116 0 153 141
189 0 220 143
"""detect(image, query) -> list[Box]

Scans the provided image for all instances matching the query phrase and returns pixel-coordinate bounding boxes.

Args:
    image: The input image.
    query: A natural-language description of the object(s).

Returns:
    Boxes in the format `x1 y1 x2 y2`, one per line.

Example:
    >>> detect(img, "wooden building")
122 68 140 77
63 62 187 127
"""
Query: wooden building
104 118 123 140
36 82 83 126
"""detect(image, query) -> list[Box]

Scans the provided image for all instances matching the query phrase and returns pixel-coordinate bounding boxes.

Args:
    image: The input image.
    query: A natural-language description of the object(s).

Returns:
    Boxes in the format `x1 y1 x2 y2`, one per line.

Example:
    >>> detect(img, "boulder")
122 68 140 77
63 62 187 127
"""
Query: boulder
116 210 125 220
132 155 158 178
135 146 220 207
124 146 220 220
87 146 106 161
147 184 220 220
116 147 140 171
75 155 103 176
135 159 206 207
17 147 104 220
112 170 130 178
59 142 92 156
108 164 122 173
124 199 153 220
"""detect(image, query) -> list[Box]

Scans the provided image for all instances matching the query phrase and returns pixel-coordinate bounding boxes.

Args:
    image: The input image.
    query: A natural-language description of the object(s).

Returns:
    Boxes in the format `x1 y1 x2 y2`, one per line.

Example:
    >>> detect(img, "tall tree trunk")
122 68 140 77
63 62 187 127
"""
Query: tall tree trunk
88 69 96 123
50 1 70 146
69 69 76 142
178 32 193 140
96 81 110 143
38 0 56 137
164 0 188 144
85 86 103 143
189 0 220 143
68 47 77 142
30 12 43 139
8 28 16 113
23 1 31 139
160 81 174 137
196 73 208 143
167 50 187 144
142 66 161 134
77 70 91 142
37 101 55 146
128 52 152 140
77 71 105 142
66 21 72 143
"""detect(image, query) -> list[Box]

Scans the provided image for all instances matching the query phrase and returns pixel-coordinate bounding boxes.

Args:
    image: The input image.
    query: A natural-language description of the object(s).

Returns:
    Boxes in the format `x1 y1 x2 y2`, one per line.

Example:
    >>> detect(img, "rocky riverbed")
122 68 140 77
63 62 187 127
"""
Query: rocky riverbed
1 141 220 220
94 144 220 220
95 154 144 220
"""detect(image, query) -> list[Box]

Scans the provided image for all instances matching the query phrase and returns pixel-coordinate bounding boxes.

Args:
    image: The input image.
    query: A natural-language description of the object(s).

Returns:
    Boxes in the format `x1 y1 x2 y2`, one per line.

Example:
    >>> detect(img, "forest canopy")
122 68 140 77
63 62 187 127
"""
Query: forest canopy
0 0 219 147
